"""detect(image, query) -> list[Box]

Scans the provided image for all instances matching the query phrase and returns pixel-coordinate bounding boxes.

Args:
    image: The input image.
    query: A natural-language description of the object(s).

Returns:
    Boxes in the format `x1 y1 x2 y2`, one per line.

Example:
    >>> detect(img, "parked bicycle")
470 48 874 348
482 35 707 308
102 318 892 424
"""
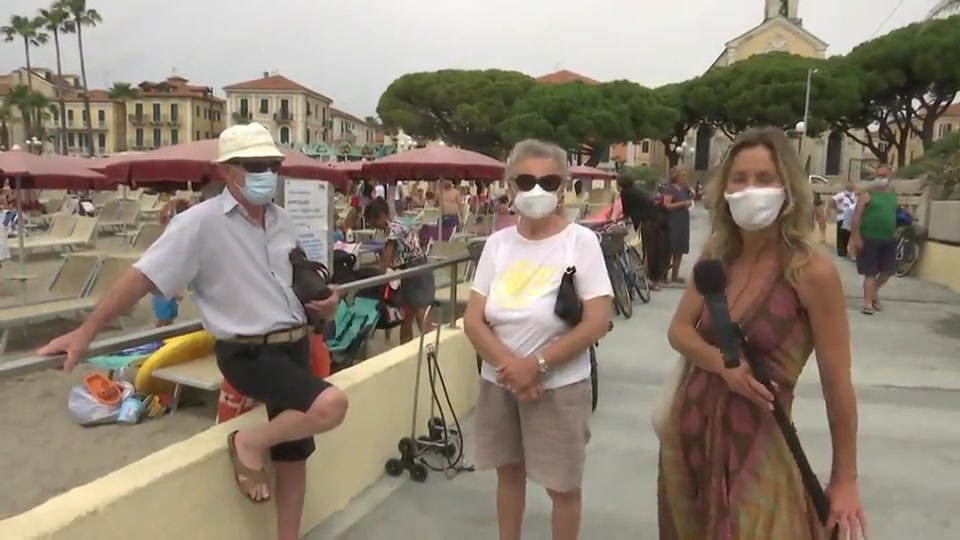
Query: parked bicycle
583 220 652 319
894 224 923 278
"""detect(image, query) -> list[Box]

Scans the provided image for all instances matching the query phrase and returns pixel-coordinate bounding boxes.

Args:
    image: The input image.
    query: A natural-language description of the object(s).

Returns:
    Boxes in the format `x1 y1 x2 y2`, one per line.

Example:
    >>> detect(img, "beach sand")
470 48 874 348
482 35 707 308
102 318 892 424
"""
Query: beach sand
0 245 410 519
0 227 452 519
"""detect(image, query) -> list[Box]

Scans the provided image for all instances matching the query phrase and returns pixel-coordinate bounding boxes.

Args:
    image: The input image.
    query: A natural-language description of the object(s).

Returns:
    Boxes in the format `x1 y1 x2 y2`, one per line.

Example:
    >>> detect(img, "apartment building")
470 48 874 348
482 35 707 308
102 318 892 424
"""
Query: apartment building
330 107 379 146
1 68 224 154
0 67 124 155
223 73 333 146
126 76 226 151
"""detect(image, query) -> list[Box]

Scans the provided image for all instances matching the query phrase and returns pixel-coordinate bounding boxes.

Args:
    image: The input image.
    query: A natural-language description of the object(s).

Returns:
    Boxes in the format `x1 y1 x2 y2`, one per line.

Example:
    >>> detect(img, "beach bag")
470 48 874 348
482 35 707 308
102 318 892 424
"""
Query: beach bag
67 382 133 426
554 229 583 326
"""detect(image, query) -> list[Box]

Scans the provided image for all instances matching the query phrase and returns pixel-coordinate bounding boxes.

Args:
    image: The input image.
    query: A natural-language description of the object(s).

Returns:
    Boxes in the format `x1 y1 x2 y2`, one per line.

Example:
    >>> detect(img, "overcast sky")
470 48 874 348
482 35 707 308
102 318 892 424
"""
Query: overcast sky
0 0 940 118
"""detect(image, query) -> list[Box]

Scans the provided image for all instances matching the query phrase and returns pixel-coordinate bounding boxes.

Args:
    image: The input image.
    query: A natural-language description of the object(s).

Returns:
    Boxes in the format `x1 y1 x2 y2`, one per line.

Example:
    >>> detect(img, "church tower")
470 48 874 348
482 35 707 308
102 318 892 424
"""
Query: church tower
764 0 800 23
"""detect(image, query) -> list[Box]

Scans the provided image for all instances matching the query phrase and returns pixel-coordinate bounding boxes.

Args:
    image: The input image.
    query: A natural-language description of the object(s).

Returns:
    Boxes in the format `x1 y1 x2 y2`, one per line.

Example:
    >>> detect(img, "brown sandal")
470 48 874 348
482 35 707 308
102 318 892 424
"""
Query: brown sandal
227 431 270 503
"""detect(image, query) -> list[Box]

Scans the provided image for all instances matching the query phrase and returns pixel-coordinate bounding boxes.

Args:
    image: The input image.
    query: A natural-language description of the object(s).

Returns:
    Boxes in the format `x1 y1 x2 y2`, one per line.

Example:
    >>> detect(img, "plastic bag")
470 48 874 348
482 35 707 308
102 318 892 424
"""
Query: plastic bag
67 382 133 426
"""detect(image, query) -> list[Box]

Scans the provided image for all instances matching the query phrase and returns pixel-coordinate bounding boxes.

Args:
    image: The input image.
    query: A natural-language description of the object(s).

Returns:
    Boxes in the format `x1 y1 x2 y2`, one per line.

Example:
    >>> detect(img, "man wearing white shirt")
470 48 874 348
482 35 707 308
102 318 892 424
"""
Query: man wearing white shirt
832 181 857 257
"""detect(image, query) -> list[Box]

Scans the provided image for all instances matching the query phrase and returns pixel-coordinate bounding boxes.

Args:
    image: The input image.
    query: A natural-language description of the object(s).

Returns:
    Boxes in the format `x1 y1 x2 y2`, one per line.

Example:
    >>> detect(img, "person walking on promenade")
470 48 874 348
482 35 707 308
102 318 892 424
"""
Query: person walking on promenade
848 166 897 315
464 139 612 540
832 181 857 257
662 166 693 283
616 174 665 290
660 127 866 539
38 123 349 540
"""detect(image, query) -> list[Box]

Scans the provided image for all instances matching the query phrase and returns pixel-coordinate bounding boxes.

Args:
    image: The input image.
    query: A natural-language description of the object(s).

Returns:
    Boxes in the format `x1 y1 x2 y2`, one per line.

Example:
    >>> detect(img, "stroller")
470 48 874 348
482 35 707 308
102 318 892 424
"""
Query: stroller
324 250 404 372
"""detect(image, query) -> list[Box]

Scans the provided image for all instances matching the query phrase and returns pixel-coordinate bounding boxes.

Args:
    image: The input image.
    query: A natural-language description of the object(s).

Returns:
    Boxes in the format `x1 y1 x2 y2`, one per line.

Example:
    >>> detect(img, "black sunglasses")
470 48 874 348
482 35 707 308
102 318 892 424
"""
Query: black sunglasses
233 161 282 173
514 174 563 192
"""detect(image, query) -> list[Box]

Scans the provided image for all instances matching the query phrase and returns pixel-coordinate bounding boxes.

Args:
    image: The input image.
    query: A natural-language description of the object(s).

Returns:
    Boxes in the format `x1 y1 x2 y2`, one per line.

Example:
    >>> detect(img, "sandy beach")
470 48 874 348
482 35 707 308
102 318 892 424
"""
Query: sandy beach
0 241 408 519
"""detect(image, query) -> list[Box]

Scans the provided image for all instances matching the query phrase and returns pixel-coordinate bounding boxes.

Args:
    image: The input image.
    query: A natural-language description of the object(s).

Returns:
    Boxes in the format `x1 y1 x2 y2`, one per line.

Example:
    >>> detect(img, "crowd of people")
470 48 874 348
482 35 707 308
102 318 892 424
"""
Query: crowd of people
35 122 868 540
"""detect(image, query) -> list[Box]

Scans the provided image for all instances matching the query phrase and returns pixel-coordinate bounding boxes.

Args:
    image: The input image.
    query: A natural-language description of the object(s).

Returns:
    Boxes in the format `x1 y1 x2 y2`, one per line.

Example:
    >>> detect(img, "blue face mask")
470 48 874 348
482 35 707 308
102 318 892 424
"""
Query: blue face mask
242 171 278 205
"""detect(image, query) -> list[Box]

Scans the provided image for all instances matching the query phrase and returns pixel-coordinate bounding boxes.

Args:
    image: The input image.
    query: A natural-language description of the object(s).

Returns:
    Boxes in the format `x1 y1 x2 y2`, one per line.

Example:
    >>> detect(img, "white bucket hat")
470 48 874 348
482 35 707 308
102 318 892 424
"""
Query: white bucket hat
215 123 285 162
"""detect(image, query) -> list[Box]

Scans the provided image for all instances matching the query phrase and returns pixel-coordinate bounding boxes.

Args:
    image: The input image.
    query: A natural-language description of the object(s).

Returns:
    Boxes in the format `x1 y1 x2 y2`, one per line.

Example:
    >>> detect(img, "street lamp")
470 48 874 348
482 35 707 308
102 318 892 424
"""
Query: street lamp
25 137 42 155
797 67 818 155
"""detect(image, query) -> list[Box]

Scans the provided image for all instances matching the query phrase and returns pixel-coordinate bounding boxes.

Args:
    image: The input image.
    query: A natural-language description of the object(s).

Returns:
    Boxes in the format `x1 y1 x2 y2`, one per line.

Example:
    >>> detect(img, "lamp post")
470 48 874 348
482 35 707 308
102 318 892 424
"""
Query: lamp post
796 67 817 155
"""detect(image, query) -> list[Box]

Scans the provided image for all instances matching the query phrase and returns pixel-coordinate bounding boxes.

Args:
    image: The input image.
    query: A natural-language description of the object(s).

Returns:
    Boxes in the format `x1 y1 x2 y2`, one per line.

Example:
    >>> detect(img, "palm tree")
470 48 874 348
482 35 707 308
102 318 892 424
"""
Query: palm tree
0 103 12 150
37 4 72 155
929 1 959 17
1 15 49 134
5 85 52 145
57 0 101 157
107 82 139 151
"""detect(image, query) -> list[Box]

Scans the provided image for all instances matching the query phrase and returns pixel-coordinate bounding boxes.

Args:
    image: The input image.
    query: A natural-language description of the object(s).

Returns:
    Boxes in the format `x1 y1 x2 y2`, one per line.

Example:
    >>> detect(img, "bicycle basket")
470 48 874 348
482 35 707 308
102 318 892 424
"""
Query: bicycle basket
599 229 628 258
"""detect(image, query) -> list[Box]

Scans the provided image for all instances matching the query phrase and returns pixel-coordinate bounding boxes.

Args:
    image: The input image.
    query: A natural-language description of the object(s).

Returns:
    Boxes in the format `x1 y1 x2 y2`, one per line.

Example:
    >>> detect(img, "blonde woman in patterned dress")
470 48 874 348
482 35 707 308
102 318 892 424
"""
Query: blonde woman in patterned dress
659 127 867 539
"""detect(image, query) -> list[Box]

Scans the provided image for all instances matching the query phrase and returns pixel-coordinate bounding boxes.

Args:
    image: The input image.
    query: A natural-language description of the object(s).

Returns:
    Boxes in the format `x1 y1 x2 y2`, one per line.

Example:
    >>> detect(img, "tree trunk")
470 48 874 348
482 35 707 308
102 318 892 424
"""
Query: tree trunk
76 24 96 157
53 30 69 155
22 39 35 139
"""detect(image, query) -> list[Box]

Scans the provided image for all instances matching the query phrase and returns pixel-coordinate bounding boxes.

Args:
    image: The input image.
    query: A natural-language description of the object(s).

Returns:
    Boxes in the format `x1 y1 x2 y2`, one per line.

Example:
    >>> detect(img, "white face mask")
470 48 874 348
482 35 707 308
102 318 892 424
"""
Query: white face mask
724 187 785 231
513 185 559 219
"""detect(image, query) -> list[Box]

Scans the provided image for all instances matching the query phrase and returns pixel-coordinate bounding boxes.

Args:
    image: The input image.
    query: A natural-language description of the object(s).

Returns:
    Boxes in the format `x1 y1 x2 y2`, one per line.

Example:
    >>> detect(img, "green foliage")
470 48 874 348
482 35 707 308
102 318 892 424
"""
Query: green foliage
376 69 535 157
374 15 960 172
621 165 661 191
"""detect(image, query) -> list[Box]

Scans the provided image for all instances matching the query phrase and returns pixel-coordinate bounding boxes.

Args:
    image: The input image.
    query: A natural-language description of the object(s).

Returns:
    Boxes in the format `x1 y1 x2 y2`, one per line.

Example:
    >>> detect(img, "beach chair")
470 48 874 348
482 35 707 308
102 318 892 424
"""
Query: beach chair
10 215 77 254
61 216 99 251
427 241 471 290
46 253 102 300
0 255 131 354
150 357 223 414
117 201 141 229
91 191 116 207
139 194 161 219
130 222 164 251
96 200 122 229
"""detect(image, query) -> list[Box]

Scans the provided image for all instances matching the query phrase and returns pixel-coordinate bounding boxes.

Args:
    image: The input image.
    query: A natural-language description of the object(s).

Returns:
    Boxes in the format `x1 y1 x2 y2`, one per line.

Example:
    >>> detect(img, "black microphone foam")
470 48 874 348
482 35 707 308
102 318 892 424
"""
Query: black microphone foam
693 259 726 296
693 259 742 369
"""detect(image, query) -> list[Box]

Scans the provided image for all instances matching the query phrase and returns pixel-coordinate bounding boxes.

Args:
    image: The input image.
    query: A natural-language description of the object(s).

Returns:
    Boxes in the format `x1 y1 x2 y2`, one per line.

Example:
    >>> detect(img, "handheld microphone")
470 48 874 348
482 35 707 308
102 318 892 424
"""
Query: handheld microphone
693 259 741 369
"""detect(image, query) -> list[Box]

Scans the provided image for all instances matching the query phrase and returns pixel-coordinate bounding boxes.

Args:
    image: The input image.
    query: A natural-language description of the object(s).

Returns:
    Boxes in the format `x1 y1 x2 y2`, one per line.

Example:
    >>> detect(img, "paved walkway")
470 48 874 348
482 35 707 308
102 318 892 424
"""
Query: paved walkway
308 210 960 540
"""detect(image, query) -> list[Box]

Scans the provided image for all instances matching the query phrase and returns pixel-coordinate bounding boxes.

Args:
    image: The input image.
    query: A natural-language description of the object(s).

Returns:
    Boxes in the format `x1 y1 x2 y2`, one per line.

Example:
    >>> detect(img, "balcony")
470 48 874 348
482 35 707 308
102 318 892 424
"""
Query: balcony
128 114 147 125
232 111 252 123
150 115 167 126
167 116 181 126
274 110 294 123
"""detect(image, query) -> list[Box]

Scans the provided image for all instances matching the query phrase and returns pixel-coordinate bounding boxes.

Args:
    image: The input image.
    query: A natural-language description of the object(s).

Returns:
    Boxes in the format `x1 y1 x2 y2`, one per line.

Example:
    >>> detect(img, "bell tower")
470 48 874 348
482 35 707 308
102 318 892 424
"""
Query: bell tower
764 0 799 22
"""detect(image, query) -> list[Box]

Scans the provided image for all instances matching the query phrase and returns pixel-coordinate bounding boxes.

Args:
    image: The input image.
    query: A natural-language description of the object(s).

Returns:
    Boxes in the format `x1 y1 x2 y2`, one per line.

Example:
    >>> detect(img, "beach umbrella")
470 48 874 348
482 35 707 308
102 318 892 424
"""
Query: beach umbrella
361 146 504 182
104 139 349 191
569 164 616 180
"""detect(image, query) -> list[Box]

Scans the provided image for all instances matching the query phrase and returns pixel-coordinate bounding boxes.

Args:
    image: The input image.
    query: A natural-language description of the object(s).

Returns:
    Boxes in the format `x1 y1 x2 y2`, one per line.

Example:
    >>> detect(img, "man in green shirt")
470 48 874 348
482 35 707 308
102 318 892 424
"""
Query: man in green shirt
849 166 897 315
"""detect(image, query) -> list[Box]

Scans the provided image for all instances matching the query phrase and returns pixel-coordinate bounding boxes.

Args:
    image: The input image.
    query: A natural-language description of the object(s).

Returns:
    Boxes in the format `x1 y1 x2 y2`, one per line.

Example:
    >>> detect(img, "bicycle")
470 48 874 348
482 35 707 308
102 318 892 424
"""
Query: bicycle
894 224 923 278
585 221 652 319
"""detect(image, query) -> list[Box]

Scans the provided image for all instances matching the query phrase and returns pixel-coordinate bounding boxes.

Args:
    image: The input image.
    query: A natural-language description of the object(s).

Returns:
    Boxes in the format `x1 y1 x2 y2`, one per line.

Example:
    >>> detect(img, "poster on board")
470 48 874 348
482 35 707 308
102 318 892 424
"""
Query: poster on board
282 178 334 269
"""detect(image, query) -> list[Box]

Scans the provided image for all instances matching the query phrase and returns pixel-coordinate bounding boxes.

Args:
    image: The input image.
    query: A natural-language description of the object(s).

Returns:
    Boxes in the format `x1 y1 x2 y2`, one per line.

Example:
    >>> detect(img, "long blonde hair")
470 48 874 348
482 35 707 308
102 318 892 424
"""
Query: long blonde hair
701 127 815 284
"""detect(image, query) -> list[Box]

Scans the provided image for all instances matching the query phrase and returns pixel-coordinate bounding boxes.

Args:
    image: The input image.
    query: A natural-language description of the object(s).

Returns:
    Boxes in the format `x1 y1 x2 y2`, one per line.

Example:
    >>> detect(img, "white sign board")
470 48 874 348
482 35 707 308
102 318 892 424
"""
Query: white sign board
282 179 333 269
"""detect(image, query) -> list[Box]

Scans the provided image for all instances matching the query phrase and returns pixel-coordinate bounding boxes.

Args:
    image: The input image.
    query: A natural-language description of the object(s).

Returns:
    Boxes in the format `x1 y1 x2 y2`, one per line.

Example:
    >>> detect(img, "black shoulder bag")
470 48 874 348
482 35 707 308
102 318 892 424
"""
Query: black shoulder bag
289 247 333 332
554 266 582 326
736 325 839 540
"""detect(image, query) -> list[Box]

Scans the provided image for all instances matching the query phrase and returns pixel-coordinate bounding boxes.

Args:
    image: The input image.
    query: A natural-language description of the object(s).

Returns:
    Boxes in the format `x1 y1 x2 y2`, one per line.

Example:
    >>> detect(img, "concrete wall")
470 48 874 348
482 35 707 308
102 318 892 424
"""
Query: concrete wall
927 201 960 244
0 324 479 540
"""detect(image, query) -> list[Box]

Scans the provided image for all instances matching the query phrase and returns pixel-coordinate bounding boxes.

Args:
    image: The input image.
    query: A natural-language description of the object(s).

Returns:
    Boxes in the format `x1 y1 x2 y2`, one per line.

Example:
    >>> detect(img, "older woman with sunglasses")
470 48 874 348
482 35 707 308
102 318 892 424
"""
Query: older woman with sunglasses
464 139 613 540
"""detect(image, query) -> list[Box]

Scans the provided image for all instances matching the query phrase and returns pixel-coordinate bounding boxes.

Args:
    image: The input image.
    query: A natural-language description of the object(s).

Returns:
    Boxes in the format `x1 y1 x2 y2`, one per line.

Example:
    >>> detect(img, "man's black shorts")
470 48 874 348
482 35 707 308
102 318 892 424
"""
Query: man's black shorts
856 237 896 277
215 335 332 462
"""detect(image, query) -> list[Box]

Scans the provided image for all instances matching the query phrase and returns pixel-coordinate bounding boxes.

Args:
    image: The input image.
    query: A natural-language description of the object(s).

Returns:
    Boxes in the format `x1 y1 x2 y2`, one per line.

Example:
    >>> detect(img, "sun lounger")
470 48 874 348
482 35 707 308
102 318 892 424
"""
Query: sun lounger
95 200 122 229
427 241 471 289
0 254 133 353
139 194 160 217
46 253 102 300
130 222 164 251
150 356 223 413
8 215 81 254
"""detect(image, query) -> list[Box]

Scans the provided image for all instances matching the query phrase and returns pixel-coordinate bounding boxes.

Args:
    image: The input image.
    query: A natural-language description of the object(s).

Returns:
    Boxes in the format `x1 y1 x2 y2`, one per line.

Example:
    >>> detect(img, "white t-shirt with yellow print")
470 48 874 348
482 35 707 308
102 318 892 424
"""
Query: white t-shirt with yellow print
471 223 613 390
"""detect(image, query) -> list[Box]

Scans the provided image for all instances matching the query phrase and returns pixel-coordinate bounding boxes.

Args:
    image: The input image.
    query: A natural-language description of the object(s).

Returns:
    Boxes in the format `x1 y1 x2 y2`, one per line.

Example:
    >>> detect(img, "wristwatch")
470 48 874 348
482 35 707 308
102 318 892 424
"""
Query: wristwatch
536 353 550 375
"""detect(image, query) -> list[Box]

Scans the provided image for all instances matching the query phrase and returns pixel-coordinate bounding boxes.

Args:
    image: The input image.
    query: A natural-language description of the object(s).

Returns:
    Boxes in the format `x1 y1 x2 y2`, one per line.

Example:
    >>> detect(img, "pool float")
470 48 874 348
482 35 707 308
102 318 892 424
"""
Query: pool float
134 330 217 394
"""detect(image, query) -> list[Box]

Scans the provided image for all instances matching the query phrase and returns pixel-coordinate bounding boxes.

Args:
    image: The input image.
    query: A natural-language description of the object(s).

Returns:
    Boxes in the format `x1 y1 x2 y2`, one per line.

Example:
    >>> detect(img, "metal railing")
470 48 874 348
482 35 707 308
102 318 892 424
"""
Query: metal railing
0 254 472 380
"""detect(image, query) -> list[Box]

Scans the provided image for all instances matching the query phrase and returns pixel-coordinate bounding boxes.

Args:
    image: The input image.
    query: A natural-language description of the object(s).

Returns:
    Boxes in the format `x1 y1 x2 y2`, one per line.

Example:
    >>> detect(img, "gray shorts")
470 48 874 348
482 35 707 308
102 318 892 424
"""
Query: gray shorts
398 262 435 309
474 379 592 492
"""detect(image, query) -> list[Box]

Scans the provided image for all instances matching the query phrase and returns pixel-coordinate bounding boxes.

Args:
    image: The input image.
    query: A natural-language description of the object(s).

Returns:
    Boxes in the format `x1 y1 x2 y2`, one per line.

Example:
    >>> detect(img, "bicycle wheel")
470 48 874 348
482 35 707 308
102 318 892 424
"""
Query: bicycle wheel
895 233 920 278
589 345 598 412
626 246 652 304
609 260 633 319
